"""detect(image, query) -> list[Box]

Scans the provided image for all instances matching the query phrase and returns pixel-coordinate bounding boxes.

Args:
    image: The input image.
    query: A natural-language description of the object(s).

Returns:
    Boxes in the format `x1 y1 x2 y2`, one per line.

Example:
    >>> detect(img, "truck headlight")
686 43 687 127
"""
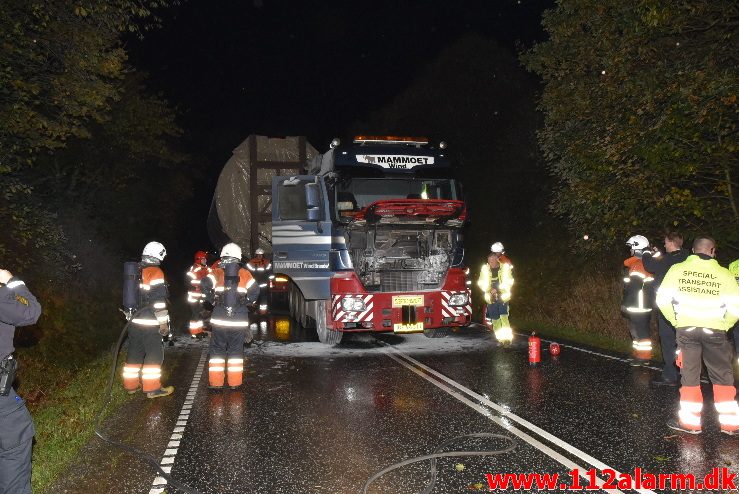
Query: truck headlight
341 297 366 312
448 293 469 306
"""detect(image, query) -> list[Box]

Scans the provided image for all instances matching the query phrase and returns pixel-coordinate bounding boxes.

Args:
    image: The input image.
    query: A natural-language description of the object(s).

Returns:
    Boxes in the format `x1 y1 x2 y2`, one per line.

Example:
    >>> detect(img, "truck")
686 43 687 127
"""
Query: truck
208 135 471 344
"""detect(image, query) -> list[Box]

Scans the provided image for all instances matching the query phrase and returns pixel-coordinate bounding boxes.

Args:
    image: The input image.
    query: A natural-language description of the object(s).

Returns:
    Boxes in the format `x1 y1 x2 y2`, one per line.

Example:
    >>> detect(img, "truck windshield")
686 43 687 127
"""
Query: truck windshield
334 178 459 215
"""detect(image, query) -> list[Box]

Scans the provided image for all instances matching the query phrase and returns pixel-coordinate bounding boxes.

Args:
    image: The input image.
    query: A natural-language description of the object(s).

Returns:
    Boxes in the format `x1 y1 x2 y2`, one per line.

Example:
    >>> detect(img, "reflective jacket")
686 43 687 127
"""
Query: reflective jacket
185 264 212 303
622 256 654 313
246 257 273 288
0 277 41 359
477 255 514 303
657 254 739 331
729 259 739 283
131 264 169 327
202 265 256 328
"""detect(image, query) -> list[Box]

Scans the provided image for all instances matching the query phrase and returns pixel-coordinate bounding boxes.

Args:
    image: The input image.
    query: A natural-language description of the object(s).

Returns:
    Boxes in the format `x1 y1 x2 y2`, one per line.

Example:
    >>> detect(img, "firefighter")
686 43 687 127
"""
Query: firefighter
246 248 272 329
0 269 41 494
622 235 655 366
185 250 211 338
477 242 514 343
122 242 174 398
201 243 257 390
657 237 739 435
641 231 689 385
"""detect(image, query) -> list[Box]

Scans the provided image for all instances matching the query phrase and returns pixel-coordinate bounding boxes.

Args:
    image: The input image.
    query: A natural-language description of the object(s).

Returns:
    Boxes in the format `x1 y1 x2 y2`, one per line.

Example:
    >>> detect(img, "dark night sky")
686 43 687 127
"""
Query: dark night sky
129 0 552 163
127 0 553 254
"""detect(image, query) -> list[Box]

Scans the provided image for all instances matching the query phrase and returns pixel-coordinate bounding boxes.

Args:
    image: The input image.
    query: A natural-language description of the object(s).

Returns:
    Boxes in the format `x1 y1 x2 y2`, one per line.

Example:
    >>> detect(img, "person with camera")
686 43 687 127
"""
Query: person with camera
0 268 41 494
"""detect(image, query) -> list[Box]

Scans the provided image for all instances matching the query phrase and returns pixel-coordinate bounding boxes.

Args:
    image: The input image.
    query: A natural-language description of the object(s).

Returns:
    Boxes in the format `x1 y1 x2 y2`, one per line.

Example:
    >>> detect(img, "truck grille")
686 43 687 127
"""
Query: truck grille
379 270 440 292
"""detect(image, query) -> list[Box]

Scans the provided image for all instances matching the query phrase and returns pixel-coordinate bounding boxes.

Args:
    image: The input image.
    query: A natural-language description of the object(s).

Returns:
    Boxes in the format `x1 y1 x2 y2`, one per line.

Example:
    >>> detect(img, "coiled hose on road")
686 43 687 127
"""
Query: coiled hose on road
362 432 517 494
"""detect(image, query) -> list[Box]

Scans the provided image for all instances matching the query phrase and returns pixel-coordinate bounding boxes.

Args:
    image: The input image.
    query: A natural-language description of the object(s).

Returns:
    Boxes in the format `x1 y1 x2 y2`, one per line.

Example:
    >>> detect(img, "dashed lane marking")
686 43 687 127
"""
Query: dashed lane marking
384 345 657 494
149 342 207 494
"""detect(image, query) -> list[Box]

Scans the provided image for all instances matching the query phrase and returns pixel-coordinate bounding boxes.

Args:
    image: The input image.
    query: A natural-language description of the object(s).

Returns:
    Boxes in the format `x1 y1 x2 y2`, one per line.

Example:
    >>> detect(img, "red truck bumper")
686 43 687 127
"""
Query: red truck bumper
331 290 472 333
329 268 472 333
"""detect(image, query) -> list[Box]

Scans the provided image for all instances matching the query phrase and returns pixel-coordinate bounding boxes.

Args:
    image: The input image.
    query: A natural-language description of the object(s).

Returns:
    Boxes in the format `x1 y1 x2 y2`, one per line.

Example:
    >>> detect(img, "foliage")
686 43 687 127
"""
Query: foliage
522 0 739 255
0 0 178 270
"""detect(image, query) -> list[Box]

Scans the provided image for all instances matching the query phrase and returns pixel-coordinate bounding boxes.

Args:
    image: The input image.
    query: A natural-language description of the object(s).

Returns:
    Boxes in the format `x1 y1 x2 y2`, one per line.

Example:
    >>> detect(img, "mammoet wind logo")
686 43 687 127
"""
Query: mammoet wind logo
357 155 435 169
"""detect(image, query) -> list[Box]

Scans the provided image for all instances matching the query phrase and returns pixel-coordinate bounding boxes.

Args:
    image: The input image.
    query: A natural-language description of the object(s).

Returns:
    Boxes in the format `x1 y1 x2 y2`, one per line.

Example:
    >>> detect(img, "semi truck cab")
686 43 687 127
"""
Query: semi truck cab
271 136 471 344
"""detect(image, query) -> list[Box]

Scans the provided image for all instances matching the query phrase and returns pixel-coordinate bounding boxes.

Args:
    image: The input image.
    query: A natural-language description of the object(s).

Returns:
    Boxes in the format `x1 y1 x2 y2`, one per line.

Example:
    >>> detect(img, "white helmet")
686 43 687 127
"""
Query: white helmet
142 241 166 261
220 242 242 260
491 242 504 253
255 248 265 256
626 235 649 250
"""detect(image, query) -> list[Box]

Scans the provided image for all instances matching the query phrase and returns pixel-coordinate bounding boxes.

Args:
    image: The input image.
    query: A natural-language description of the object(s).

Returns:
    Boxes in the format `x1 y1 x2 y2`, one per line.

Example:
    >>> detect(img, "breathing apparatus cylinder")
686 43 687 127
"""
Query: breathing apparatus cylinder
223 262 240 309
123 262 141 318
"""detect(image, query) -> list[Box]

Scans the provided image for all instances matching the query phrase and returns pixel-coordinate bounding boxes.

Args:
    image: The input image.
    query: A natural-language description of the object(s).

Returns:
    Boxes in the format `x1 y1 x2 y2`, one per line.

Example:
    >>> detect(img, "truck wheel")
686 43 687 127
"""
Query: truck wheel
315 300 342 345
423 327 449 338
288 284 297 320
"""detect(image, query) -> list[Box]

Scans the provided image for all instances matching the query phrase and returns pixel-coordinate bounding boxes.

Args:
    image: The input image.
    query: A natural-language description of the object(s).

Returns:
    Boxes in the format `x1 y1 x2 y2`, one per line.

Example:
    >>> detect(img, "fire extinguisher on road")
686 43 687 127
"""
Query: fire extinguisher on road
528 332 541 366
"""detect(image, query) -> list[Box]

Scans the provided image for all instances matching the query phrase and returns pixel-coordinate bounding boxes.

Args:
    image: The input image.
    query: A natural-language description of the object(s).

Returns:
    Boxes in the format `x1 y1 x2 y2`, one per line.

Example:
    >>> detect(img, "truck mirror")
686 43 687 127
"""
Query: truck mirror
305 183 320 209
307 207 321 221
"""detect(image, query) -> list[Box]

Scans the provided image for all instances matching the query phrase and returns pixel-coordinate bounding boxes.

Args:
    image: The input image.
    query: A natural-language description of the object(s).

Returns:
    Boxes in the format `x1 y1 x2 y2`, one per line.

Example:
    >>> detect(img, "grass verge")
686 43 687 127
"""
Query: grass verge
29 352 129 493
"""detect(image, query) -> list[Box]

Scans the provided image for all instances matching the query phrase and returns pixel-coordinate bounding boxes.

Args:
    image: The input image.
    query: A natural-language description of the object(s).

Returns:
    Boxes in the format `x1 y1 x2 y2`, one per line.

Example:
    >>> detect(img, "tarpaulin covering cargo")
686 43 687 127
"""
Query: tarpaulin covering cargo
208 135 317 253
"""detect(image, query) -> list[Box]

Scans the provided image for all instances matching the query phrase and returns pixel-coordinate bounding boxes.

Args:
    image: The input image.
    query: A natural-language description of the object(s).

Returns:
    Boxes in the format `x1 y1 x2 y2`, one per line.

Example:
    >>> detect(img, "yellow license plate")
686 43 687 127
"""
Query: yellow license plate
392 295 424 307
394 322 424 333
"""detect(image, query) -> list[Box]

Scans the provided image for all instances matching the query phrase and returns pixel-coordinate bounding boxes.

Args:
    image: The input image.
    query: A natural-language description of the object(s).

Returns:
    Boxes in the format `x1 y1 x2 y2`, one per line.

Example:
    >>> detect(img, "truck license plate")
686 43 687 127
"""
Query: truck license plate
394 322 424 333
392 295 424 307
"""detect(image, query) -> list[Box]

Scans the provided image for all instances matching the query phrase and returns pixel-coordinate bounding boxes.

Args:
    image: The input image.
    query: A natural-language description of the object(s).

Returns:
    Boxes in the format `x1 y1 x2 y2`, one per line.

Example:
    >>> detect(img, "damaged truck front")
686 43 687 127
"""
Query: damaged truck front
209 135 471 344
273 136 471 344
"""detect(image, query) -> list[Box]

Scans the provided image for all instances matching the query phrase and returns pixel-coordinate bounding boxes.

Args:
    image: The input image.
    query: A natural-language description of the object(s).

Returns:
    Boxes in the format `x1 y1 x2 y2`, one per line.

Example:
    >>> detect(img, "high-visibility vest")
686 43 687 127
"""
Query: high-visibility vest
657 255 739 331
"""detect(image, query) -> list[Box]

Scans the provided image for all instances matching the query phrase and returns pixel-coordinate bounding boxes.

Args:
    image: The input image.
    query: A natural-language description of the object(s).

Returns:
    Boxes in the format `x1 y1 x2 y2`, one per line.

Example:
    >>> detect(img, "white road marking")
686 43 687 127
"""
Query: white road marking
149 343 207 494
384 345 657 494
510 331 662 371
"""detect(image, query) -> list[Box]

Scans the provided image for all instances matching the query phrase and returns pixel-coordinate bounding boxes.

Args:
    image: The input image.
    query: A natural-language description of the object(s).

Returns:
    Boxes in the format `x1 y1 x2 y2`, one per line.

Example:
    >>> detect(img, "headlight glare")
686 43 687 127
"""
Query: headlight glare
341 297 366 312
449 293 469 306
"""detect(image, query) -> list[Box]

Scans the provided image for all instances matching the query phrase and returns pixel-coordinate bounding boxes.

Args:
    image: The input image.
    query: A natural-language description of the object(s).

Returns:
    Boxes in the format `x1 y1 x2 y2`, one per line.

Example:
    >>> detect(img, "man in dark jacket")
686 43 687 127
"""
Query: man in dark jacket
642 231 690 386
0 268 41 494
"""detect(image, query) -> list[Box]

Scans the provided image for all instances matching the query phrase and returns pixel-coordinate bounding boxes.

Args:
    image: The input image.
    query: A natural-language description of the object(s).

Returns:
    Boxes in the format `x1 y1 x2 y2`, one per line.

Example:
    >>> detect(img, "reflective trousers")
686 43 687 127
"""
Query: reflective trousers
485 300 508 321
0 389 34 494
123 324 164 392
209 327 246 388
188 301 204 336
626 311 652 360
676 327 739 433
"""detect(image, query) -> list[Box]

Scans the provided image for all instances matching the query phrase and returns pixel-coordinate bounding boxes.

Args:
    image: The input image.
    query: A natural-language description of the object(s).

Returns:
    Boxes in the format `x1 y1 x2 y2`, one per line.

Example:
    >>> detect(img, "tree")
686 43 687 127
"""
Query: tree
0 1 176 269
522 0 738 255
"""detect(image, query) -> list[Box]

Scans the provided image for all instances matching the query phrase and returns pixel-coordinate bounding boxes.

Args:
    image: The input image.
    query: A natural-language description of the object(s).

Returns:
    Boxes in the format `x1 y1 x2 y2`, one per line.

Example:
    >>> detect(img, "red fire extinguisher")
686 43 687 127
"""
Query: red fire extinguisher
528 332 541 366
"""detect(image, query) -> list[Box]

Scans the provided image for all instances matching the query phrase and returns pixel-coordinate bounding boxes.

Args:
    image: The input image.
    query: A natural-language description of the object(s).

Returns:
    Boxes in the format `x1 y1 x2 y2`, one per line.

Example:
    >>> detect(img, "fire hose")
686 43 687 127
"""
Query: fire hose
362 432 517 494
93 315 204 494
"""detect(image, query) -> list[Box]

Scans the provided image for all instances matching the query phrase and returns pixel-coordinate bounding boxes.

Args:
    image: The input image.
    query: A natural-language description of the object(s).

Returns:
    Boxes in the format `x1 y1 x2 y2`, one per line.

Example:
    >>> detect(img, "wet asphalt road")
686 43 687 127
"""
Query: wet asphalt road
49 318 739 494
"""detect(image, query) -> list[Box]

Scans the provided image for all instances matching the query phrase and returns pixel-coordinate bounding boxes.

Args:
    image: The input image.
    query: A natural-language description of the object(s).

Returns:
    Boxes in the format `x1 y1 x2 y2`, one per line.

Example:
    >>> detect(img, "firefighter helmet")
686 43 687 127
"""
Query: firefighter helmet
255 248 265 256
491 242 504 253
220 243 242 260
142 241 167 261
626 235 649 250
194 250 208 264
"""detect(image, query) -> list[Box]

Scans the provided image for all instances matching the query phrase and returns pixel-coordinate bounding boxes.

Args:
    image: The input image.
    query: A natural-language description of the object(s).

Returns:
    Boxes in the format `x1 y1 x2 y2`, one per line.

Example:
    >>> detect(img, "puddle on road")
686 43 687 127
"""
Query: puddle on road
242 316 497 358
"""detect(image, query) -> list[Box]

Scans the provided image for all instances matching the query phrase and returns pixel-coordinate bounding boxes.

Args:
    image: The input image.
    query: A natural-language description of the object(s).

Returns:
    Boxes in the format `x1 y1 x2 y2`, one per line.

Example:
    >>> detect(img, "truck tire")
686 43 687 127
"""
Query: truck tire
423 327 449 338
315 300 342 345
288 284 297 320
